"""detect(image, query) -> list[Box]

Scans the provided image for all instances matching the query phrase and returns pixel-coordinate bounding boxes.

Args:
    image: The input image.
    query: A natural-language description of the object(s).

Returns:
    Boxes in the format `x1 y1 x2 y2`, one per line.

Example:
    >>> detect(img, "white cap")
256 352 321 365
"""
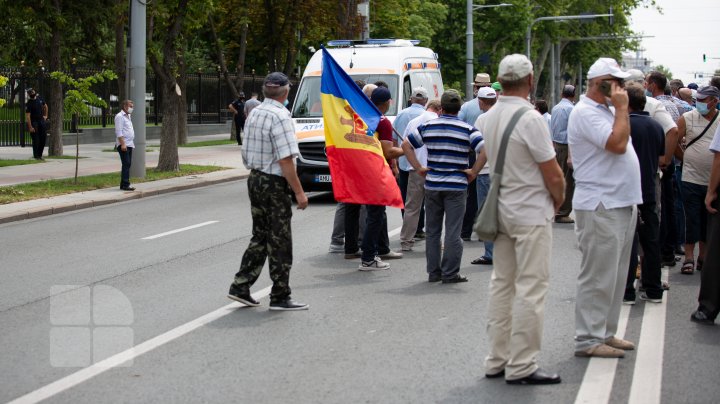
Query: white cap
587 58 631 80
411 86 428 99
624 68 645 84
477 87 497 99
498 54 533 81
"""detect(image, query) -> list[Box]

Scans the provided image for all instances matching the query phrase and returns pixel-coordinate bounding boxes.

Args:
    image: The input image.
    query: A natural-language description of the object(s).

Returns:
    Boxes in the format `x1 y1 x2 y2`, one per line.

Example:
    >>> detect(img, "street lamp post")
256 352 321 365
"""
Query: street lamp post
466 2 513 100
525 14 613 59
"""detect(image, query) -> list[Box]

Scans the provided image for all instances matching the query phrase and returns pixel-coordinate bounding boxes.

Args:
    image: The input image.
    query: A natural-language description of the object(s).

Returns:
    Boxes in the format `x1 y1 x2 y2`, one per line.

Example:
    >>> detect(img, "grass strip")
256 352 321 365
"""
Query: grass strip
0 159 44 167
0 164 228 204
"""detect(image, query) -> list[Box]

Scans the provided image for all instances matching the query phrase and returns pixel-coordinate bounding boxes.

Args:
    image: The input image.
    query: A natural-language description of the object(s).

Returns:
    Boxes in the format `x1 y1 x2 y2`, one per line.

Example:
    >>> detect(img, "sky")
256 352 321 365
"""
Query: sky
629 0 720 86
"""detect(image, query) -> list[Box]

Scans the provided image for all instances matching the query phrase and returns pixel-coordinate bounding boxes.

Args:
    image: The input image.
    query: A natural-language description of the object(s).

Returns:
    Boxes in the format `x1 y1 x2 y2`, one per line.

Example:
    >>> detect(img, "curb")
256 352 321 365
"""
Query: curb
0 173 249 225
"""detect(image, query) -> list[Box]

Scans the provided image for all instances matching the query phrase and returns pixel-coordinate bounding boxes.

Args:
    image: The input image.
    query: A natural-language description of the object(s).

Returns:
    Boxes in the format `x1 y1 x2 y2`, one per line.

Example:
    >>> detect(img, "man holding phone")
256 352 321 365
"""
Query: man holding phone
568 58 642 358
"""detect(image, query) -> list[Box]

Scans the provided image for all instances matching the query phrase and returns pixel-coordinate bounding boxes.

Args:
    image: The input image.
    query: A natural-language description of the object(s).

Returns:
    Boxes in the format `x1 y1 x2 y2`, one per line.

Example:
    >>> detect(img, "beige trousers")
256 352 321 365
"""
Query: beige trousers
485 214 553 380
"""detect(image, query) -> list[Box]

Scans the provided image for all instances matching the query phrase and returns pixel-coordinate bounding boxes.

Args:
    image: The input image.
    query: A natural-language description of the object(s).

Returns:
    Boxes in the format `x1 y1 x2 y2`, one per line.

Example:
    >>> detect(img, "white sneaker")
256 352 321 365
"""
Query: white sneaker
359 256 390 271
328 243 344 253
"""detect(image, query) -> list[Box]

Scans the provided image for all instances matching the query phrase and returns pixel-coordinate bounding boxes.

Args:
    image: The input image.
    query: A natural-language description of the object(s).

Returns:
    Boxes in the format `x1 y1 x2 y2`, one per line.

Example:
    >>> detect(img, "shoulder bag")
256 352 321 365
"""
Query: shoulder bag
473 106 531 241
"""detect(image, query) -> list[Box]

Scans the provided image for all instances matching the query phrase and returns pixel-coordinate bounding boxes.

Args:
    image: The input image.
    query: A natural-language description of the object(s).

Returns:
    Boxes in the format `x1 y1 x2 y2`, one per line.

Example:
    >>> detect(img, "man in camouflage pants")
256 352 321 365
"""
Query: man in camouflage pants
227 72 309 311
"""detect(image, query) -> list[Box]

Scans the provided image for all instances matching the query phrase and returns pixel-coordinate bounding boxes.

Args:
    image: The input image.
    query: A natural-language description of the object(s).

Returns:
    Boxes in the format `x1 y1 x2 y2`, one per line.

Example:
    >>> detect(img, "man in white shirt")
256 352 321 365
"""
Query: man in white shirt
115 100 135 191
568 58 642 358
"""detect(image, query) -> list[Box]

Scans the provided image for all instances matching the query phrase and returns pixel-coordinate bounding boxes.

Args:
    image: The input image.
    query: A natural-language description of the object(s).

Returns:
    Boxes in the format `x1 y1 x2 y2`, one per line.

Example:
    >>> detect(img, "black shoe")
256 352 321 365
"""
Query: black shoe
486 369 505 379
269 299 309 311
428 274 442 283
120 186 136 191
442 274 468 284
462 236 471 241
506 368 561 385
690 310 715 325
471 257 493 265
414 232 426 240
227 286 260 307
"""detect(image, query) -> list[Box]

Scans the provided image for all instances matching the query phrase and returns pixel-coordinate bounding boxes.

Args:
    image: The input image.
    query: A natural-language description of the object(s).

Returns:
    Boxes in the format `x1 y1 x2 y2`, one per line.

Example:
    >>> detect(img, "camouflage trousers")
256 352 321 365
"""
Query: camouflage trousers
233 170 293 302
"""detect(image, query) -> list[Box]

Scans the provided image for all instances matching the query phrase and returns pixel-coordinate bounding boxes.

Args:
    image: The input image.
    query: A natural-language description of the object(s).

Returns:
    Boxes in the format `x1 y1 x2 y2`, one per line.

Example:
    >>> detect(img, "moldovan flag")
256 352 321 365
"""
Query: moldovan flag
320 47 403 208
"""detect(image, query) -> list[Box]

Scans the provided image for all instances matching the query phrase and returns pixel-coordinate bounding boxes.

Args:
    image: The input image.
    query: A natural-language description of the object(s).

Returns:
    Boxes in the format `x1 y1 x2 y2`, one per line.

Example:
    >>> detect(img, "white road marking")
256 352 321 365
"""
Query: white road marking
574 304 631 404
628 268 668 404
7 286 271 404
141 221 218 240
388 226 401 238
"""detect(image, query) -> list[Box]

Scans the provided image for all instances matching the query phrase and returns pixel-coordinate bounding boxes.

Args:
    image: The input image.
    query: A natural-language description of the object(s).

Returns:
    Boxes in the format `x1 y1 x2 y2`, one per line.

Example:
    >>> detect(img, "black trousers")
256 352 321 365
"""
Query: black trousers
697 194 720 319
659 166 677 259
30 120 47 159
234 117 244 144
625 202 663 299
345 203 389 258
117 147 133 188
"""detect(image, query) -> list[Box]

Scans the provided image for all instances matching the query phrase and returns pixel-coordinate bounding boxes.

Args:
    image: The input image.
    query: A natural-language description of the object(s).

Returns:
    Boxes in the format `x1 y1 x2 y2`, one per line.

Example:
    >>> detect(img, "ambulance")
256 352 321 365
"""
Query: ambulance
291 39 444 192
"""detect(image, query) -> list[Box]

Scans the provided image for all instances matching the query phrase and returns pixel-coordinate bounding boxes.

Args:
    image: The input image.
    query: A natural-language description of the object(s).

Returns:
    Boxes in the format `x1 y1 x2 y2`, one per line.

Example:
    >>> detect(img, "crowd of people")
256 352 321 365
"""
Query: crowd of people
229 54 720 384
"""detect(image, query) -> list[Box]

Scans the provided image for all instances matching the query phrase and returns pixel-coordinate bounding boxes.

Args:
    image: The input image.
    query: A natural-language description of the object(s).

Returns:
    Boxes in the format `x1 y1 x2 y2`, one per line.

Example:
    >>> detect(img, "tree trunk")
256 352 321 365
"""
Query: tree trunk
235 23 248 92
47 0 64 157
156 81 179 171
531 38 552 101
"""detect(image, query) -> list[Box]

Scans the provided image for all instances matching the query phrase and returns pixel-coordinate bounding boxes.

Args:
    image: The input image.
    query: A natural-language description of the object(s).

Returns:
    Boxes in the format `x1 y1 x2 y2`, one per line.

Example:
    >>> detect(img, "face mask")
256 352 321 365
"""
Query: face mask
645 89 653 98
127 107 134 114
696 102 709 115
283 99 289 107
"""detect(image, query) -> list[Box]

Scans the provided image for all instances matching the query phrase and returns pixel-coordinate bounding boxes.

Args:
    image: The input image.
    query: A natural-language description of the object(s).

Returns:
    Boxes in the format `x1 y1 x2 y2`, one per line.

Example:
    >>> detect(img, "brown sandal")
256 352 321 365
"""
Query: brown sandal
681 260 694 275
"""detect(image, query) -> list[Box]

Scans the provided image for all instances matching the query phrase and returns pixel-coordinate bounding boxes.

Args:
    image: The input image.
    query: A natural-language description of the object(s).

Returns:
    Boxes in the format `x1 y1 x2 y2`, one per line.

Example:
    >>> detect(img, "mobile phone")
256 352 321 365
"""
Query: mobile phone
599 81 612 97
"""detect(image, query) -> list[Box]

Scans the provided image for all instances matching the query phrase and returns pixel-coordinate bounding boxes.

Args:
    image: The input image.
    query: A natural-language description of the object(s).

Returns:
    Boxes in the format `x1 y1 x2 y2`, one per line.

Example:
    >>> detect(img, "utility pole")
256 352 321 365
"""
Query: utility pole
129 0 146 178
358 1 370 41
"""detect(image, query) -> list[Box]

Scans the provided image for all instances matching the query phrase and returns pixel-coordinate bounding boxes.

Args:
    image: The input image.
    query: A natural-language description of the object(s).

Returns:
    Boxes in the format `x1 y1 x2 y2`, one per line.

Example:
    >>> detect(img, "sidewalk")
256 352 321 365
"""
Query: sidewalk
0 134 250 224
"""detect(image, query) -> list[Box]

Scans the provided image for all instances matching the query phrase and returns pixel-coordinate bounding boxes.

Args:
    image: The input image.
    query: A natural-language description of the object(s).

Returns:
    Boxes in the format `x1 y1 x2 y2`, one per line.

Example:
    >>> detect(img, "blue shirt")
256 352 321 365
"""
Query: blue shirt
550 98 573 144
408 114 484 191
393 103 426 171
458 98 483 126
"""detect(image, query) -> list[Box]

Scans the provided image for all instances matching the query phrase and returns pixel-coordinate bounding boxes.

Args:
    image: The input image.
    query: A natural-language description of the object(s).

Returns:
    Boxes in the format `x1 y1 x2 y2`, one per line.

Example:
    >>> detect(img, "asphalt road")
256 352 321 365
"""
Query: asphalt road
1 180 718 403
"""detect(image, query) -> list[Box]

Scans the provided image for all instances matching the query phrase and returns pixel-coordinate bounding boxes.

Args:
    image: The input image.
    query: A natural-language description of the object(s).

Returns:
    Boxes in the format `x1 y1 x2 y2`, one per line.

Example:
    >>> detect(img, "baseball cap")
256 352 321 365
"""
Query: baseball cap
624 69 645 84
263 72 290 87
411 86 428 99
440 89 462 110
477 87 497 99
696 85 720 99
587 58 630 80
474 73 491 85
687 83 699 90
498 54 533 81
370 87 392 104
238 91 246 98
491 82 502 91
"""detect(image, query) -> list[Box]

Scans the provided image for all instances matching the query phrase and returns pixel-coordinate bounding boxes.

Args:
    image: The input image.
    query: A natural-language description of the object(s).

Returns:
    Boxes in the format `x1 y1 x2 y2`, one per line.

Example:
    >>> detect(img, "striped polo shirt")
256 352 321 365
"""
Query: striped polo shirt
408 114 484 191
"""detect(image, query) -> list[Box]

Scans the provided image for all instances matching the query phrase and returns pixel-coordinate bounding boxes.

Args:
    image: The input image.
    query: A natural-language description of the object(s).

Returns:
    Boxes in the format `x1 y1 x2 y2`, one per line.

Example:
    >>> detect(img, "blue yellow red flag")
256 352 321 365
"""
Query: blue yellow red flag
320 47 403 208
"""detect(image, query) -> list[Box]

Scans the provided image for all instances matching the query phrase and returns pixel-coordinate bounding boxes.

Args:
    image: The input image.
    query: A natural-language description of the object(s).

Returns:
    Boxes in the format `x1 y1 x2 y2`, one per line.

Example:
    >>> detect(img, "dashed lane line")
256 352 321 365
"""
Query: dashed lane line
141 221 218 240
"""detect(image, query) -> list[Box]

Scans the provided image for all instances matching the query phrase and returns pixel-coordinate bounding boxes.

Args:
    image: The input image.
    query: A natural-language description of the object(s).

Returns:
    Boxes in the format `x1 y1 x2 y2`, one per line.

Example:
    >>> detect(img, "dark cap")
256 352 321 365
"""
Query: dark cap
238 91 246 98
687 82 699 90
263 72 290 88
440 89 462 110
370 87 392 104
696 85 720 99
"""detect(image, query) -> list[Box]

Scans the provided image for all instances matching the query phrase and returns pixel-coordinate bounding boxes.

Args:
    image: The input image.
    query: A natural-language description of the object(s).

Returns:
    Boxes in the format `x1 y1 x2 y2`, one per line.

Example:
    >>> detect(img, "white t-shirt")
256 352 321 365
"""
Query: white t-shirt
710 124 720 153
403 111 437 167
476 96 556 226
645 97 677 134
682 109 719 186
567 95 642 210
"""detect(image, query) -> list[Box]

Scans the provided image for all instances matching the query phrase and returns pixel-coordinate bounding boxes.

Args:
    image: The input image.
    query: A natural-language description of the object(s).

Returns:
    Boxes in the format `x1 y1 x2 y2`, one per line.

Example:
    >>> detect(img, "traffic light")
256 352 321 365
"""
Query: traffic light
703 54 707 62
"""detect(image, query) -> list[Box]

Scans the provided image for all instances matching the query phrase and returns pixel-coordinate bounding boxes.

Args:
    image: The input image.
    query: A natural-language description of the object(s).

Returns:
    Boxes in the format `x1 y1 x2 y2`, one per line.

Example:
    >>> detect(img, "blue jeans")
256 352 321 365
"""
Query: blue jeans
118 147 133 188
475 174 494 259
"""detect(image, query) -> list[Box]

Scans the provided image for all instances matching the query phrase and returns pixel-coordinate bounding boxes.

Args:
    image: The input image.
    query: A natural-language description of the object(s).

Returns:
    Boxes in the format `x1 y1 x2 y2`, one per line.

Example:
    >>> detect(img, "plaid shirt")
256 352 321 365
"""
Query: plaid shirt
241 98 299 176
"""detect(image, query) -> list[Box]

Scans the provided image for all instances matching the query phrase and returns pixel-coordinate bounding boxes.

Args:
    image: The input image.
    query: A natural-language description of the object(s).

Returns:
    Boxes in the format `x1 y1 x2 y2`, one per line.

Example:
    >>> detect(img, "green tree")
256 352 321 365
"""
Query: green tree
49 70 117 182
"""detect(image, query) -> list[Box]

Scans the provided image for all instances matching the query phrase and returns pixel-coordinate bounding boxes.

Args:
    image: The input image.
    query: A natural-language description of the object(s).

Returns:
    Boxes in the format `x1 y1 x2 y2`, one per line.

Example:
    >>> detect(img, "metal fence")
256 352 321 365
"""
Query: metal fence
0 66 298 147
